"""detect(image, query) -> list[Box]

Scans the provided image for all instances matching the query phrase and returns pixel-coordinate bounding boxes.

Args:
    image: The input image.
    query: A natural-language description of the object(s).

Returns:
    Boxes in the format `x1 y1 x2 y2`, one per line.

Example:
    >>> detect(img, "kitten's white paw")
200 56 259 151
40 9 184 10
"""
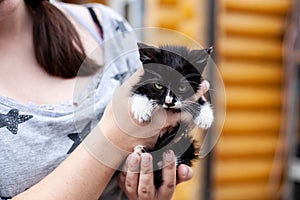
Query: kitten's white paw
134 145 147 155
131 94 155 123
194 102 214 129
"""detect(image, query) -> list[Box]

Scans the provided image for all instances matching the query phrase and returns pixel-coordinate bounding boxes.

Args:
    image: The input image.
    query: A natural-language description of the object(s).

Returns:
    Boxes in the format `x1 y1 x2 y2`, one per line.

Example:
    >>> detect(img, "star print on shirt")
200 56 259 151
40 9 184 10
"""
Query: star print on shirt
112 72 127 82
67 121 92 154
0 109 33 134
115 20 128 33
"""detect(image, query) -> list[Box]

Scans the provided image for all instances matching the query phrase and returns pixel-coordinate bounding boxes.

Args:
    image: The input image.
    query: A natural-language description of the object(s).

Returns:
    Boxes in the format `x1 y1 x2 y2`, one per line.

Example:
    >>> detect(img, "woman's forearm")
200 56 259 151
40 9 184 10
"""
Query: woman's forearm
13 128 125 200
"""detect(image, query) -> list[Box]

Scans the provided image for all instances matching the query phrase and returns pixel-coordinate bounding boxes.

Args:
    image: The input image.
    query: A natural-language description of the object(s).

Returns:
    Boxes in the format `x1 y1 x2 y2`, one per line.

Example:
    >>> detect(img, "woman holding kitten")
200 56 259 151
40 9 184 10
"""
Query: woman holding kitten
0 0 210 199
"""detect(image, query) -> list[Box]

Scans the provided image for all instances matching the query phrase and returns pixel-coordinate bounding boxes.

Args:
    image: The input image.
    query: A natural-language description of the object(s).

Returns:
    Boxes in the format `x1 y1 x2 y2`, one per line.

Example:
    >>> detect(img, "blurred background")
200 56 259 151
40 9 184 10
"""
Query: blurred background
58 0 299 199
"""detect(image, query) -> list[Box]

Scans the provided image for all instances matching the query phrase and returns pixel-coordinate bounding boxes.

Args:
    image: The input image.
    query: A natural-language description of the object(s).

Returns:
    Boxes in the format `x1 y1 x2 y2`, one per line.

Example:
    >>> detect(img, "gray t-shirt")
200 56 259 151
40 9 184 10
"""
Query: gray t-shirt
0 3 140 199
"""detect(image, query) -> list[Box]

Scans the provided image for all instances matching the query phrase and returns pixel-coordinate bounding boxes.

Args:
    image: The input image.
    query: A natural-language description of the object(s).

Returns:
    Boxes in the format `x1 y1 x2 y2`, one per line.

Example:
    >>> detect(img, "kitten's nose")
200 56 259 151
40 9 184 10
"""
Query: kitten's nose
165 95 173 104
164 96 175 108
164 90 175 108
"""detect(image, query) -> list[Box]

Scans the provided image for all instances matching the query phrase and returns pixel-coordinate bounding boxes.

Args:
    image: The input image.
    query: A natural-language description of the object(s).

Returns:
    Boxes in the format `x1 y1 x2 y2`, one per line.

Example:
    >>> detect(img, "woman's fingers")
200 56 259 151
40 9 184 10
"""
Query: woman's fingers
189 80 210 102
176 164 194 184
157 150 176 200
138 153 156 200
120 151 181 200
124 153 140 200
119 153 156 200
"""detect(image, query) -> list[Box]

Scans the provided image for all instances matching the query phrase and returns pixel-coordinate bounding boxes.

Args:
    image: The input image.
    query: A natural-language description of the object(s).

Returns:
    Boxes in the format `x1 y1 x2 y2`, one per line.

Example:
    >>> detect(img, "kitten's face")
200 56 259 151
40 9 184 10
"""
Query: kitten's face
140 64 201 109
134 43 211 110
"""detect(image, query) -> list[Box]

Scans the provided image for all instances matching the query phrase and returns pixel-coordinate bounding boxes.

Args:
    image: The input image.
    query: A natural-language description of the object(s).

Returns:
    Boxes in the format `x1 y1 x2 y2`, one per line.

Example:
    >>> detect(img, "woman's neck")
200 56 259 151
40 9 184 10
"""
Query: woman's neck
0 0 33 44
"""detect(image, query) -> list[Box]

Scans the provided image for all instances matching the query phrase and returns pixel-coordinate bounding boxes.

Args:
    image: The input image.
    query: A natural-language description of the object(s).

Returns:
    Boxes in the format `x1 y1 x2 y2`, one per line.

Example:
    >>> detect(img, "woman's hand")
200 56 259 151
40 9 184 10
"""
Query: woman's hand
118 151 194 200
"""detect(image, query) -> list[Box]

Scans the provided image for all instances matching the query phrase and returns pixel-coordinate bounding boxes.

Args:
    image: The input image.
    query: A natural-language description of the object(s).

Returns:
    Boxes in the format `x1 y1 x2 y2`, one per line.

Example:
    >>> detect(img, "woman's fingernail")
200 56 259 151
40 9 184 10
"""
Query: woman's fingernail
129 153 139 168
181 166 188 178
165 150 174 162
141 154 151 166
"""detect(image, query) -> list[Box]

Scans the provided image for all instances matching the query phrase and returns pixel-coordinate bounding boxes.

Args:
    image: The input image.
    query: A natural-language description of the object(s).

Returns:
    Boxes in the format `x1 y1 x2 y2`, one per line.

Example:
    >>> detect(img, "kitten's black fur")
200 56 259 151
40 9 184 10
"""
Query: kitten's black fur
132 43 213 188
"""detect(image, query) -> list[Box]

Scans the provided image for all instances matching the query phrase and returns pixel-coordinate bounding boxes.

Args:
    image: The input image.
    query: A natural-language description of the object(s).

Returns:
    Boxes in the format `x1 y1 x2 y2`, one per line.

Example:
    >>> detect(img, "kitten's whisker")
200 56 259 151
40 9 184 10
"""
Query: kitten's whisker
208 88 217 92
181 99 195 103
181 100 200 106
181 107 194 113
181 106 200 112
181 105 201 113
181 103 195 108
181 102 202 110
151 101 158 106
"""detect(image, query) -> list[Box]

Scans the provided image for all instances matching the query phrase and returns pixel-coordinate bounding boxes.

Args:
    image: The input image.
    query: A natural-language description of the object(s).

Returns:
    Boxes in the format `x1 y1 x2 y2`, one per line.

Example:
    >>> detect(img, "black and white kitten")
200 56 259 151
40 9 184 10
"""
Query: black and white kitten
131 42 214 188
100 43 214 198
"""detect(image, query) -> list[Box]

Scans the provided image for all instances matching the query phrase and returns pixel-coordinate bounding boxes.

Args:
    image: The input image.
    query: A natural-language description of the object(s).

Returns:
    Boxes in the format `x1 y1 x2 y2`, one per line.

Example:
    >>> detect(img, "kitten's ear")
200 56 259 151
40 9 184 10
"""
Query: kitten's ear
137 42 161 64
189 47 213 72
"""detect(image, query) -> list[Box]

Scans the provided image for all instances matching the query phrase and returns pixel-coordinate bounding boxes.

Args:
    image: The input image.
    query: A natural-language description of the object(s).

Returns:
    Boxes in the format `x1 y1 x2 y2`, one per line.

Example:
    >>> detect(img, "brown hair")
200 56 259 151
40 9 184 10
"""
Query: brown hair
25 0 99 78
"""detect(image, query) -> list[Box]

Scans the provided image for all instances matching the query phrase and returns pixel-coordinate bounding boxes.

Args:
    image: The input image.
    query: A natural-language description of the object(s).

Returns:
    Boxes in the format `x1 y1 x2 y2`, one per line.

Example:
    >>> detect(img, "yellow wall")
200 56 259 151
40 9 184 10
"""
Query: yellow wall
213 0 292 199
144 0 207 47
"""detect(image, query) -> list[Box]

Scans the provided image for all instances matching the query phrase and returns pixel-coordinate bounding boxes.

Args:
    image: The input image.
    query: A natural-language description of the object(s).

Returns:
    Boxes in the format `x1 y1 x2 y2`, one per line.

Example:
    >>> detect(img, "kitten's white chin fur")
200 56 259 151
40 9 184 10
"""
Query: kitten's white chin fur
131 94 155 123
194 102 214 129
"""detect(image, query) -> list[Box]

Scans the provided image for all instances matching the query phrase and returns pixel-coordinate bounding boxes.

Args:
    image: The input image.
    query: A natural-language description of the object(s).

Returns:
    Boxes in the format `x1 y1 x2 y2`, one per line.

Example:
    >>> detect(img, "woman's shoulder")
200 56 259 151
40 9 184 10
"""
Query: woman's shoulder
53 2 96 29
53 2 132 41
53 2 126 26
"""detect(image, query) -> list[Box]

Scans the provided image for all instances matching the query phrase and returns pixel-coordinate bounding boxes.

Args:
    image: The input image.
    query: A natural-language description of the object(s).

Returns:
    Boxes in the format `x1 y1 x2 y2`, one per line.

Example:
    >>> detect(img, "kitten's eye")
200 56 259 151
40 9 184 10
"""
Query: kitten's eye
178 84 187 92
154 83 164 90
